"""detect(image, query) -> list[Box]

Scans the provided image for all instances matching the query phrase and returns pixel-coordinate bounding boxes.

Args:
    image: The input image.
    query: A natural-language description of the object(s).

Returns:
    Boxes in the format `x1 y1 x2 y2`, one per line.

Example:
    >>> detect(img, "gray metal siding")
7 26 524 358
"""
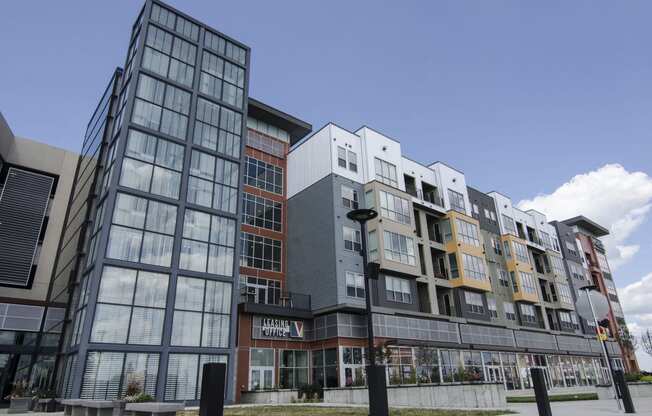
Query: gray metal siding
0 168 53 286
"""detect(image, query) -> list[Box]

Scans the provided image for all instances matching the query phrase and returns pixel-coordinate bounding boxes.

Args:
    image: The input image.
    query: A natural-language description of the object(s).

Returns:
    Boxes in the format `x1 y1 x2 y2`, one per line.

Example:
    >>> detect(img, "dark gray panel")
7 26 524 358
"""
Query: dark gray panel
514 330 557 350
0 168 53 286
556 335 591 353
460 323 515 347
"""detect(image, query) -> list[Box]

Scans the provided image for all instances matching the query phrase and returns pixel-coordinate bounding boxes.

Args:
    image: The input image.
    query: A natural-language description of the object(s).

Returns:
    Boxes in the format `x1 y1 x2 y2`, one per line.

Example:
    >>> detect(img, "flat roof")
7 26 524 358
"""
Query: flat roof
562 215 609 237
247 98 312 145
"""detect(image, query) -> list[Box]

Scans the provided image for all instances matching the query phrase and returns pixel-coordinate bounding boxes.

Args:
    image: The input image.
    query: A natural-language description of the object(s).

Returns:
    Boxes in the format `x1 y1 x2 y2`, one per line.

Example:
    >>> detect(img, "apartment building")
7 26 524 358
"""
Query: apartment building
280 122 634 393
559 216 639 372
0 113 77 401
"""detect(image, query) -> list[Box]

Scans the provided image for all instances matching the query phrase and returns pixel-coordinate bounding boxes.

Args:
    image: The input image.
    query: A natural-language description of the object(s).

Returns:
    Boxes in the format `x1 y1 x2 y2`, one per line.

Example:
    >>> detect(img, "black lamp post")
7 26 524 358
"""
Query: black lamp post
346 208 388 416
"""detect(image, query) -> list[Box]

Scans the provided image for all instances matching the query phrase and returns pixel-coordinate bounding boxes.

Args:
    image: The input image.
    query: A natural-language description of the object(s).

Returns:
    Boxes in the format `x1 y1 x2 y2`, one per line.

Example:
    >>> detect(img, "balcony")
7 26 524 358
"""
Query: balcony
409 186 444 209
239 288 312 319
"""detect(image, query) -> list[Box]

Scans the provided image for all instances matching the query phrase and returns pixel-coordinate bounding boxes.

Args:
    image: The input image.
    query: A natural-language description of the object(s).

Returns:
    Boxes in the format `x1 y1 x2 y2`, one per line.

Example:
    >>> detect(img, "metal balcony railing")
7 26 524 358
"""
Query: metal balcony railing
240 287 311 311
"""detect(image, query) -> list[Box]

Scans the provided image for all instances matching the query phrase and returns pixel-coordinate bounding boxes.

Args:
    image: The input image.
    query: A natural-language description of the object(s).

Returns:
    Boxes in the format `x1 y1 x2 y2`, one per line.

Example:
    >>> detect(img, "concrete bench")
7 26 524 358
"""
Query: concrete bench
81 400 115 416
124 402 184 416
62 399 84 416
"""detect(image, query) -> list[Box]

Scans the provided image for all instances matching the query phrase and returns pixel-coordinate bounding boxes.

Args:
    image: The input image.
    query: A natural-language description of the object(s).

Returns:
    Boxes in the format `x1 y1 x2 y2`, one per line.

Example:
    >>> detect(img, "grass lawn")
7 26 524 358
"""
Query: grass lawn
204 406 513 416
506 392 598 403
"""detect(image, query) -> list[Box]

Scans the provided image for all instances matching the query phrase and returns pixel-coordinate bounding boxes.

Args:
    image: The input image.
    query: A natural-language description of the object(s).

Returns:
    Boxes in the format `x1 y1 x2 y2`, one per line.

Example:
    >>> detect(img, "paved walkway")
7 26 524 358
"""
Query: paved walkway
508 397 652 415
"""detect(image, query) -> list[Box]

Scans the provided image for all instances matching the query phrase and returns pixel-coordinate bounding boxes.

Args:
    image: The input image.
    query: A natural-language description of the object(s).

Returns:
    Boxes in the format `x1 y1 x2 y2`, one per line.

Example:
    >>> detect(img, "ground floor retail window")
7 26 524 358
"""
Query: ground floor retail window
80 351 159 400
165 353 227 401
312 348 338 388
341 347 366 386
249 348 274 390
279 350 308 389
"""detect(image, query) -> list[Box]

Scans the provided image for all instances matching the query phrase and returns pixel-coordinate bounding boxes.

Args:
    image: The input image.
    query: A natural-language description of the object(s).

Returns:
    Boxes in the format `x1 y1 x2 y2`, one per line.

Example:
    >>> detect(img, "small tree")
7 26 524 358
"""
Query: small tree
641 330 652 357
619 325 638 351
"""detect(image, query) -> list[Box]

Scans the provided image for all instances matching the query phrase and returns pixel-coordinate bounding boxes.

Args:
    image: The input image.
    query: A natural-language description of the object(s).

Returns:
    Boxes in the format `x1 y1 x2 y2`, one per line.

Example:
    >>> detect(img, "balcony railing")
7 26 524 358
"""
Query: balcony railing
240 287 311 311
410 189 444 207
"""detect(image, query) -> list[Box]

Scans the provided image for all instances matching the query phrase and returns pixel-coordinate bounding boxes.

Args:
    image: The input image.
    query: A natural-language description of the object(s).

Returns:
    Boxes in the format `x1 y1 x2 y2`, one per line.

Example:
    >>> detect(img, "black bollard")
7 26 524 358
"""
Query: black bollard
366 365 389 416
199 363 226 416
612 370 635 413
530 368 552 416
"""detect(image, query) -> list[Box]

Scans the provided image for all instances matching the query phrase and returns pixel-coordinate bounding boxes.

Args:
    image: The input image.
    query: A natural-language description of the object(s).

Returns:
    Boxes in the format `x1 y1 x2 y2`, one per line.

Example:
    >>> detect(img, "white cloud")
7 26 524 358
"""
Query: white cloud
619 273 652 371
518 164 652 269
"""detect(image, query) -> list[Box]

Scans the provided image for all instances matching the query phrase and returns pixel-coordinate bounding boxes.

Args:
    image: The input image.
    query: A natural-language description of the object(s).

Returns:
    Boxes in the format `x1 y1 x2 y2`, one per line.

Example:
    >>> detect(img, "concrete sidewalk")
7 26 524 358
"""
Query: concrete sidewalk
508 397 651 415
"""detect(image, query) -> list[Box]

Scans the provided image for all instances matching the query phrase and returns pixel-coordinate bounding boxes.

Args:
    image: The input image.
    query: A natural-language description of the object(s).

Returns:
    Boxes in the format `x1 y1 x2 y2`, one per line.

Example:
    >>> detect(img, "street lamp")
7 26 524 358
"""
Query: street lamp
346 208 388 416
578 284 621 410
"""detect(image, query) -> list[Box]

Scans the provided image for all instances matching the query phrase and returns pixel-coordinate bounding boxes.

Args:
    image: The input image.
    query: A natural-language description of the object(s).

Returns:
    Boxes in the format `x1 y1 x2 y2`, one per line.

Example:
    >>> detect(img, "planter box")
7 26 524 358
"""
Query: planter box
38 398 60 412
8 397 34 414
124 402 183 416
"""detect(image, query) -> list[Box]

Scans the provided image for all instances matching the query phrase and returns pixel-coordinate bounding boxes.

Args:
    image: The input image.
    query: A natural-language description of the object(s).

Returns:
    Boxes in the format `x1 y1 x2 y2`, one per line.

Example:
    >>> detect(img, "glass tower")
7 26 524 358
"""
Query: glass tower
52 0 249 403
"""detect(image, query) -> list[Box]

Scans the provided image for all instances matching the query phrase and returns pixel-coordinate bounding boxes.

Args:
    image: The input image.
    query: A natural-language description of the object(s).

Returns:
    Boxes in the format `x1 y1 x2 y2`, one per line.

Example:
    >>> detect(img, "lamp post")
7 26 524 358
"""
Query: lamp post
346 208 388 416
580 285 621 410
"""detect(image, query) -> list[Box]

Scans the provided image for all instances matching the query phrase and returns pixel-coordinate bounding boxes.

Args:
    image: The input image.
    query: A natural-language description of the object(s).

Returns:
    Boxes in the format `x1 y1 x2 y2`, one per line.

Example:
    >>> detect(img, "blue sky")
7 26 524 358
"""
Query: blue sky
2 1 652 366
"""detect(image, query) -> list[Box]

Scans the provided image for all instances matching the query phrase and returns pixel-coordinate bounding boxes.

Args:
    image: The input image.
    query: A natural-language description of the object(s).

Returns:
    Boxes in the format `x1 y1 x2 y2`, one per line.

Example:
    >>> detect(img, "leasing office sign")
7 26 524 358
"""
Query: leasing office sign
253 316 304 340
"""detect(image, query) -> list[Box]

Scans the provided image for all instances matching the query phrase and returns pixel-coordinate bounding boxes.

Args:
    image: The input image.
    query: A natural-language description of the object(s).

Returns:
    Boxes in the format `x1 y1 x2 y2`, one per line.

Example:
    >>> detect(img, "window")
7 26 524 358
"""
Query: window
199 50 245 108
107 193 177 267
81 352 159 399
241 193 282 232
498 269 510 287
520 304 537 323
91 266 168 345
540 231 553 250
347 150 358 172
449 253 459 278
519 271 537 294
383 230 416 265
504 302 516 321
568 262 585 280
565 240 578 257
368 230 378 261
142 25 196 87
193 97 242 158
312 349 338 388
386 276 411 303
490 211 496 221
341 185 359 209
455 218 480 246
151 3 199 41
240 232 281 272
464 291 484 314
559 311 573 328
343 226 361 251
379 190 410 224
120 129 184 199
187 150 239 213
374 158 398 188
596 252 610 273
472 204 479 215
342 347 366 386
462 253 486 281
179 209 236 275
558 283 573 305
337 146 347 168
132 73 190 140
447 189 466 213
249 348 274 390
552 237 560 252
487 297 498 318
502 215 517 236
165 354 227 400
204 30 247 66
171 276 232 347
279 350 309 389
512 241 530 264
346 271 365 298
549 254 566 277
244 156 283 195
240 276 280 305
570 313 580 330
492 237 503 255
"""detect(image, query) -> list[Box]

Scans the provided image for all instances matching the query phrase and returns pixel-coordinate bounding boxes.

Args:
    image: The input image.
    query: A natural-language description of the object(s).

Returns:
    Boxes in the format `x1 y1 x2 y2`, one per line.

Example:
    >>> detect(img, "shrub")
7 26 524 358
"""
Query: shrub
298 383 323 400
124 393 154 403
625 372 642 382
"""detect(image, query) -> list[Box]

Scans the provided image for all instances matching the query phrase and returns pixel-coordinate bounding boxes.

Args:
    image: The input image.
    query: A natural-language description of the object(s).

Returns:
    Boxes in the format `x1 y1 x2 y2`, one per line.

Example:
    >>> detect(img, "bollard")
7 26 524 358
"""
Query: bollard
199 363 226 416
612 370 635 414
366 365 389 416
530 368 552 416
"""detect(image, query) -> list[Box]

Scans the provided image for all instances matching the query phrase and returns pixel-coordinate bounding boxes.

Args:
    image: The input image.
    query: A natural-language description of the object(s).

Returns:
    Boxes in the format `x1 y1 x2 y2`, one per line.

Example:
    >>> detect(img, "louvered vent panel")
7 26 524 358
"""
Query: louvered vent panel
0 168 53 286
